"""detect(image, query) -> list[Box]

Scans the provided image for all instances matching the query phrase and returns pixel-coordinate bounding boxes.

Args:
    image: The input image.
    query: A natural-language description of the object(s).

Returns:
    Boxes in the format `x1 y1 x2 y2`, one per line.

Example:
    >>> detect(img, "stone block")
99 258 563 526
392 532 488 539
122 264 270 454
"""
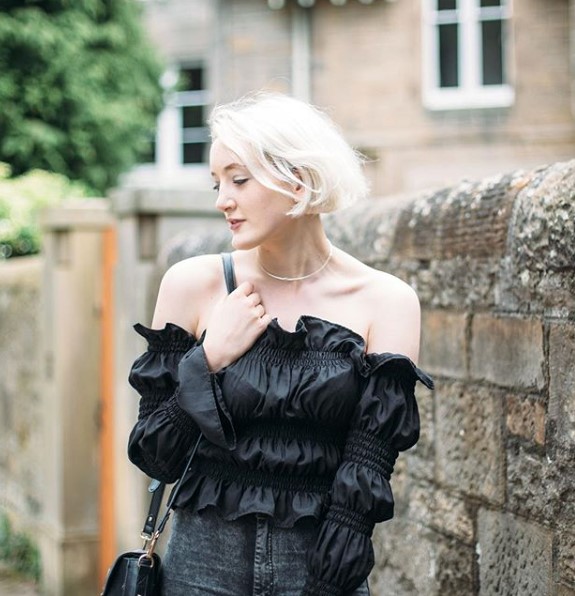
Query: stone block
470 314 545 390
324 196 409 265
559 532 575 587
409 484 475 546
501 161 575 316
507 444 575 525
435 382 505 504
390 254 501 311
435 539 477 596
430 490 474 546
393 173 518 261
405 482 435 529
371 518 475 596
419 310 468 379
477 510 553 596
549 322 575 447
506 394 546 445
371 518 430 596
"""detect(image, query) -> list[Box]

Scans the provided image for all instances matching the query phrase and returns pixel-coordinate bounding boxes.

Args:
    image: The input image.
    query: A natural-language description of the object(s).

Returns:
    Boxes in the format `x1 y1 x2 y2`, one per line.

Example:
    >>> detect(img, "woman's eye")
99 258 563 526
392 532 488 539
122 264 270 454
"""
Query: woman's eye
234 178 248 186
212 183 220 192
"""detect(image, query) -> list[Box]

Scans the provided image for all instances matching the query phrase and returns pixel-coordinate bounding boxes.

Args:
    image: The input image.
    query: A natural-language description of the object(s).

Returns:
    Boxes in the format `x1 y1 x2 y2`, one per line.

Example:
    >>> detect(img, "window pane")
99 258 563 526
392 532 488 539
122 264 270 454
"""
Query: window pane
183 143 205 164
183 105 203 128
438 0 456 9
482 20 504 85
438 23 459 87
179 67 203 92
480 0 501 7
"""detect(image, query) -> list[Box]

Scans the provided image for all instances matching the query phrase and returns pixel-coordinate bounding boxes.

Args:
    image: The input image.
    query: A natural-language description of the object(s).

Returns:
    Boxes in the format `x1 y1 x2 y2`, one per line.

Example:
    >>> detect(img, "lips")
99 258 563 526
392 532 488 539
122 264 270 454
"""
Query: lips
227 219 245 230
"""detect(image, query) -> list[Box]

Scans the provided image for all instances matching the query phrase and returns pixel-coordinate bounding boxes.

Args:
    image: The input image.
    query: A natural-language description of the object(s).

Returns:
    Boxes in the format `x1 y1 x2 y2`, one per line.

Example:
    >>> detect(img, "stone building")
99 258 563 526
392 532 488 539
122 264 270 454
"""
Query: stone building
126 0 575 196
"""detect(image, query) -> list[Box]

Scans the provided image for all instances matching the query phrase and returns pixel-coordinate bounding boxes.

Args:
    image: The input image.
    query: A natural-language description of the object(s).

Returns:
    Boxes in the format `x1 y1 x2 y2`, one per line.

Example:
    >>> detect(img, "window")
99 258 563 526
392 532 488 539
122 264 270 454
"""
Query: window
422 0 513 110
139 64 210 177
178 66 209 165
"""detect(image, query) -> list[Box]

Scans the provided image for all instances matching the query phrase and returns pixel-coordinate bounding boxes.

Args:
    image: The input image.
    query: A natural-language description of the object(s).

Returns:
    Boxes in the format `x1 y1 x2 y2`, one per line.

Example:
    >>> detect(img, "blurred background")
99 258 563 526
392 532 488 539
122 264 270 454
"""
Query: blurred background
0 1 574 594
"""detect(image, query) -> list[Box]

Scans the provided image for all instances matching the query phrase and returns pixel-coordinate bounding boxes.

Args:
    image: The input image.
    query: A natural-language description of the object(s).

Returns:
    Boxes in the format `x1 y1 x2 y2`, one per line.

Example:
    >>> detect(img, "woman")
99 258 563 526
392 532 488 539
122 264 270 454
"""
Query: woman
127 92 433 595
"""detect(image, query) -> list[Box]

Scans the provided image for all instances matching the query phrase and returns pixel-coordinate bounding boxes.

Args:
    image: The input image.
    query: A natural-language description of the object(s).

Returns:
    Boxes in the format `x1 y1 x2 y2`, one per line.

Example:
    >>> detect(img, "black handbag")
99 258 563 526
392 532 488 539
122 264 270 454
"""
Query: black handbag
101 434 202 596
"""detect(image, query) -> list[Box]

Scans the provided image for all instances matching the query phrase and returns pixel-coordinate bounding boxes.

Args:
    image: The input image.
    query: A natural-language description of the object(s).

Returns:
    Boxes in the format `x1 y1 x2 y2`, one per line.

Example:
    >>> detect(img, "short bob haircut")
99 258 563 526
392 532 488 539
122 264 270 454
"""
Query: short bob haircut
208 92 369 216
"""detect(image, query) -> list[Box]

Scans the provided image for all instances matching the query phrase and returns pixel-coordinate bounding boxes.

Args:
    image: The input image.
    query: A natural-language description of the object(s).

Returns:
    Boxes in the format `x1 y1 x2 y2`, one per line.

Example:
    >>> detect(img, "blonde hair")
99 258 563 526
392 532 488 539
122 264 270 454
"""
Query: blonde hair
208 92 369 216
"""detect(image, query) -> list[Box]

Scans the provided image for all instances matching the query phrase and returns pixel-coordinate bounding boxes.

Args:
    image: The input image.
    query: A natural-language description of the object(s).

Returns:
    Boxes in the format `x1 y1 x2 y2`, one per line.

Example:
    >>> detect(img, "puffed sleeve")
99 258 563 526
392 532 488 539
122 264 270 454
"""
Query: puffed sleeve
302 354 434 595
127 323 236 483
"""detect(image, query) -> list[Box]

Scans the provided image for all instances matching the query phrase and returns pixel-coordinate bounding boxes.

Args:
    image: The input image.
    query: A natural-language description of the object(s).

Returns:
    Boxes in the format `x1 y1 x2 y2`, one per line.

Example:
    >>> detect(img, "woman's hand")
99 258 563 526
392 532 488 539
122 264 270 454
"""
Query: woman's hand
202 281 272 371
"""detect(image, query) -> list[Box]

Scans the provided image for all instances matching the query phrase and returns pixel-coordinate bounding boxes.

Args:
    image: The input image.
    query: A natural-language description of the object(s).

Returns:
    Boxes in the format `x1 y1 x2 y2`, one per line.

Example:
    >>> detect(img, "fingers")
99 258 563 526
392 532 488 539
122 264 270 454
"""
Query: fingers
259 313 273 328
230 281 268 325
235 281 253 296
233 281 262 308
248 292 262 307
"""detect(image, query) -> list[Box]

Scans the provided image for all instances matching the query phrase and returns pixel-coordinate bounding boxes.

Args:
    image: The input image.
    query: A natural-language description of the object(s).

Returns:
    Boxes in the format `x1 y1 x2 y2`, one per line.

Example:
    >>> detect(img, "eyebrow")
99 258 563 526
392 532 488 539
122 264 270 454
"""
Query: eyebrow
210 162 247 176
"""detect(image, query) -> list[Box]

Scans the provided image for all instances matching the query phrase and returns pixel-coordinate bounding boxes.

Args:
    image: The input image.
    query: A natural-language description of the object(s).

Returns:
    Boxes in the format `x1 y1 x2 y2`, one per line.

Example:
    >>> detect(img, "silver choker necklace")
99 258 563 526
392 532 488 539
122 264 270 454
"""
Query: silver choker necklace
258 243 333 282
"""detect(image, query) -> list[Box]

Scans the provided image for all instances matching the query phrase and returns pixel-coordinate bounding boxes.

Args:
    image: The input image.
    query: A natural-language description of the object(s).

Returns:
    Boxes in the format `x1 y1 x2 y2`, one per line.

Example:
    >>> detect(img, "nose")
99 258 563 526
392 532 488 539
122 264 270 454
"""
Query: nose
215 190 235 213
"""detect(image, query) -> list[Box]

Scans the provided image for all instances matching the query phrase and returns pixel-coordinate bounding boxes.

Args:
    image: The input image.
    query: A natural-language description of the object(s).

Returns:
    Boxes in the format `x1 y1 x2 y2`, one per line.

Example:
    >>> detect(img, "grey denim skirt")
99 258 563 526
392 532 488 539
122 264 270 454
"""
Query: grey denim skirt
161 506 370 596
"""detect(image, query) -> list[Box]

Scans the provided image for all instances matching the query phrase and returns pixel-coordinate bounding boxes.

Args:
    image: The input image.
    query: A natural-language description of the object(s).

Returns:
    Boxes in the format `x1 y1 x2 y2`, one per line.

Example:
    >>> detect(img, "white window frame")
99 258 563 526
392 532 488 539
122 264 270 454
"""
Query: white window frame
128 64 210 187
422 0 514 111
156 65 210 171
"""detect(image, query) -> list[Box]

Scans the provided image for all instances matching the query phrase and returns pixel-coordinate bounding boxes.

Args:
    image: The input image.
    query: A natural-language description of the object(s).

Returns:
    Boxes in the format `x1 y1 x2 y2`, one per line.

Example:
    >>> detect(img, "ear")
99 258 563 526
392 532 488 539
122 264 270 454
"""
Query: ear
291 167 306 197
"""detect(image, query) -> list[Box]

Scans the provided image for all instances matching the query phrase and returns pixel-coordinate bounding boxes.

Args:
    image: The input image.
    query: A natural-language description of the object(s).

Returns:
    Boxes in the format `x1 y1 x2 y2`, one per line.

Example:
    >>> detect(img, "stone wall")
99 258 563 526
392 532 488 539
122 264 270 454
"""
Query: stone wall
0 257 43 527
165 159 575 595
333 160 575 596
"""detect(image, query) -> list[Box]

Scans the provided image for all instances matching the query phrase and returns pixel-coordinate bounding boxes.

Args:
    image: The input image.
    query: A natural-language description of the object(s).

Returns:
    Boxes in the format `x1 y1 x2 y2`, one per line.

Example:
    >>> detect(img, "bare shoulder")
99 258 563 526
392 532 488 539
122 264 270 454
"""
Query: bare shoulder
361 265 421 362
151 254 224 334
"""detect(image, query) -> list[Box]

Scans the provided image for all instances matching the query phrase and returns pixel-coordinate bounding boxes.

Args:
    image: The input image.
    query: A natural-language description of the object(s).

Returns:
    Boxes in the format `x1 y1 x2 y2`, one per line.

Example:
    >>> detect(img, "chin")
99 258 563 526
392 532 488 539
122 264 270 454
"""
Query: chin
230 234 257 251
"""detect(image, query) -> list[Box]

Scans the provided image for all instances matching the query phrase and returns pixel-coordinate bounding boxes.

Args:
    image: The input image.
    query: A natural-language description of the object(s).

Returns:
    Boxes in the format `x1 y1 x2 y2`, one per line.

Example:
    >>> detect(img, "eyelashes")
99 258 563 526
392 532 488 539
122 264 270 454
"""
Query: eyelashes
212 178 249 192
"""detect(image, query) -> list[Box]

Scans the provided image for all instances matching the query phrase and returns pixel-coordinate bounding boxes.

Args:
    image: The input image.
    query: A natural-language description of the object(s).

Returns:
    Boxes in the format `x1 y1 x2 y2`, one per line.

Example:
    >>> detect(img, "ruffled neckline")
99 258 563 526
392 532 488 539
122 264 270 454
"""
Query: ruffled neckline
260 315 366 356
134 315 434 389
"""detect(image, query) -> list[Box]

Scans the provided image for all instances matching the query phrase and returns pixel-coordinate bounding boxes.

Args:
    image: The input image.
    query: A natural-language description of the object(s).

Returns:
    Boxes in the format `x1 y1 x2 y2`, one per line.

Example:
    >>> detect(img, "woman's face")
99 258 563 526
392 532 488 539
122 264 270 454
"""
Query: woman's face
209 139 298 250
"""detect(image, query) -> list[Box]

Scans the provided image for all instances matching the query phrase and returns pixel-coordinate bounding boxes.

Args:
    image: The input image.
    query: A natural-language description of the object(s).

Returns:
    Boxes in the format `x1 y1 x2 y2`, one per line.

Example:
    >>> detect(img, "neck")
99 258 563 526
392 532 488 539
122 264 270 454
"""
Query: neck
256 218 332 282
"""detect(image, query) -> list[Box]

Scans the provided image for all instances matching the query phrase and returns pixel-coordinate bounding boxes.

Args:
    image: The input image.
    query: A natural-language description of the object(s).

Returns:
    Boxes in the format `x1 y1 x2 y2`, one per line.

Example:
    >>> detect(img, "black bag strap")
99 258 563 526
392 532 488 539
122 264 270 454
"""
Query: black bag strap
140 433 202 542
140 479 165 540
157 433 202 534
221 252 237 294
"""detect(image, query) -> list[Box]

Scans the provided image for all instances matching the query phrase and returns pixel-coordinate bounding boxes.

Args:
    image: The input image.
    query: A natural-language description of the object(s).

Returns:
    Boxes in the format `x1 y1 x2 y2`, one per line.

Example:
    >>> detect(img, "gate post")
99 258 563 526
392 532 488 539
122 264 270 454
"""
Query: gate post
39 200 114 595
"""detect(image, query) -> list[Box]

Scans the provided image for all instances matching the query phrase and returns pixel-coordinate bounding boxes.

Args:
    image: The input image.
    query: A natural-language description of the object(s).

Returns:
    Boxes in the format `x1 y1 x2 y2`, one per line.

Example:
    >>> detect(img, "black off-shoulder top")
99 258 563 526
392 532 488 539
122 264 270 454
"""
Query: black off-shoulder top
128 315 433 596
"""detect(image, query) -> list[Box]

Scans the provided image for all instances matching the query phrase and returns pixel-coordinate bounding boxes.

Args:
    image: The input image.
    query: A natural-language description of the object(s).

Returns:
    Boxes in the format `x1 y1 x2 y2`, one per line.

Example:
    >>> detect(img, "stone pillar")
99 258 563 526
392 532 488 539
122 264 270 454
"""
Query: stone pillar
38 200 114 596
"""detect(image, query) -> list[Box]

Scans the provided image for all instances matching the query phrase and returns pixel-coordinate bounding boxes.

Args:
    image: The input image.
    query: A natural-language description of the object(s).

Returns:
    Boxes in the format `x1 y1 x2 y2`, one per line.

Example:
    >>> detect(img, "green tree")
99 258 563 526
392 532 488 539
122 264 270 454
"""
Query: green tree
0 0 163 193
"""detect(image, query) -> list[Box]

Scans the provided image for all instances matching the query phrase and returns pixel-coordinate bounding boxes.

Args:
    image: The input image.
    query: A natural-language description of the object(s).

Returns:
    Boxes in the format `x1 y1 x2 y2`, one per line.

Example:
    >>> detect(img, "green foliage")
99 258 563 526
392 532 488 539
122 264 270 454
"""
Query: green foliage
0 512 41 582
0 162 90 258
0 0 163 193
